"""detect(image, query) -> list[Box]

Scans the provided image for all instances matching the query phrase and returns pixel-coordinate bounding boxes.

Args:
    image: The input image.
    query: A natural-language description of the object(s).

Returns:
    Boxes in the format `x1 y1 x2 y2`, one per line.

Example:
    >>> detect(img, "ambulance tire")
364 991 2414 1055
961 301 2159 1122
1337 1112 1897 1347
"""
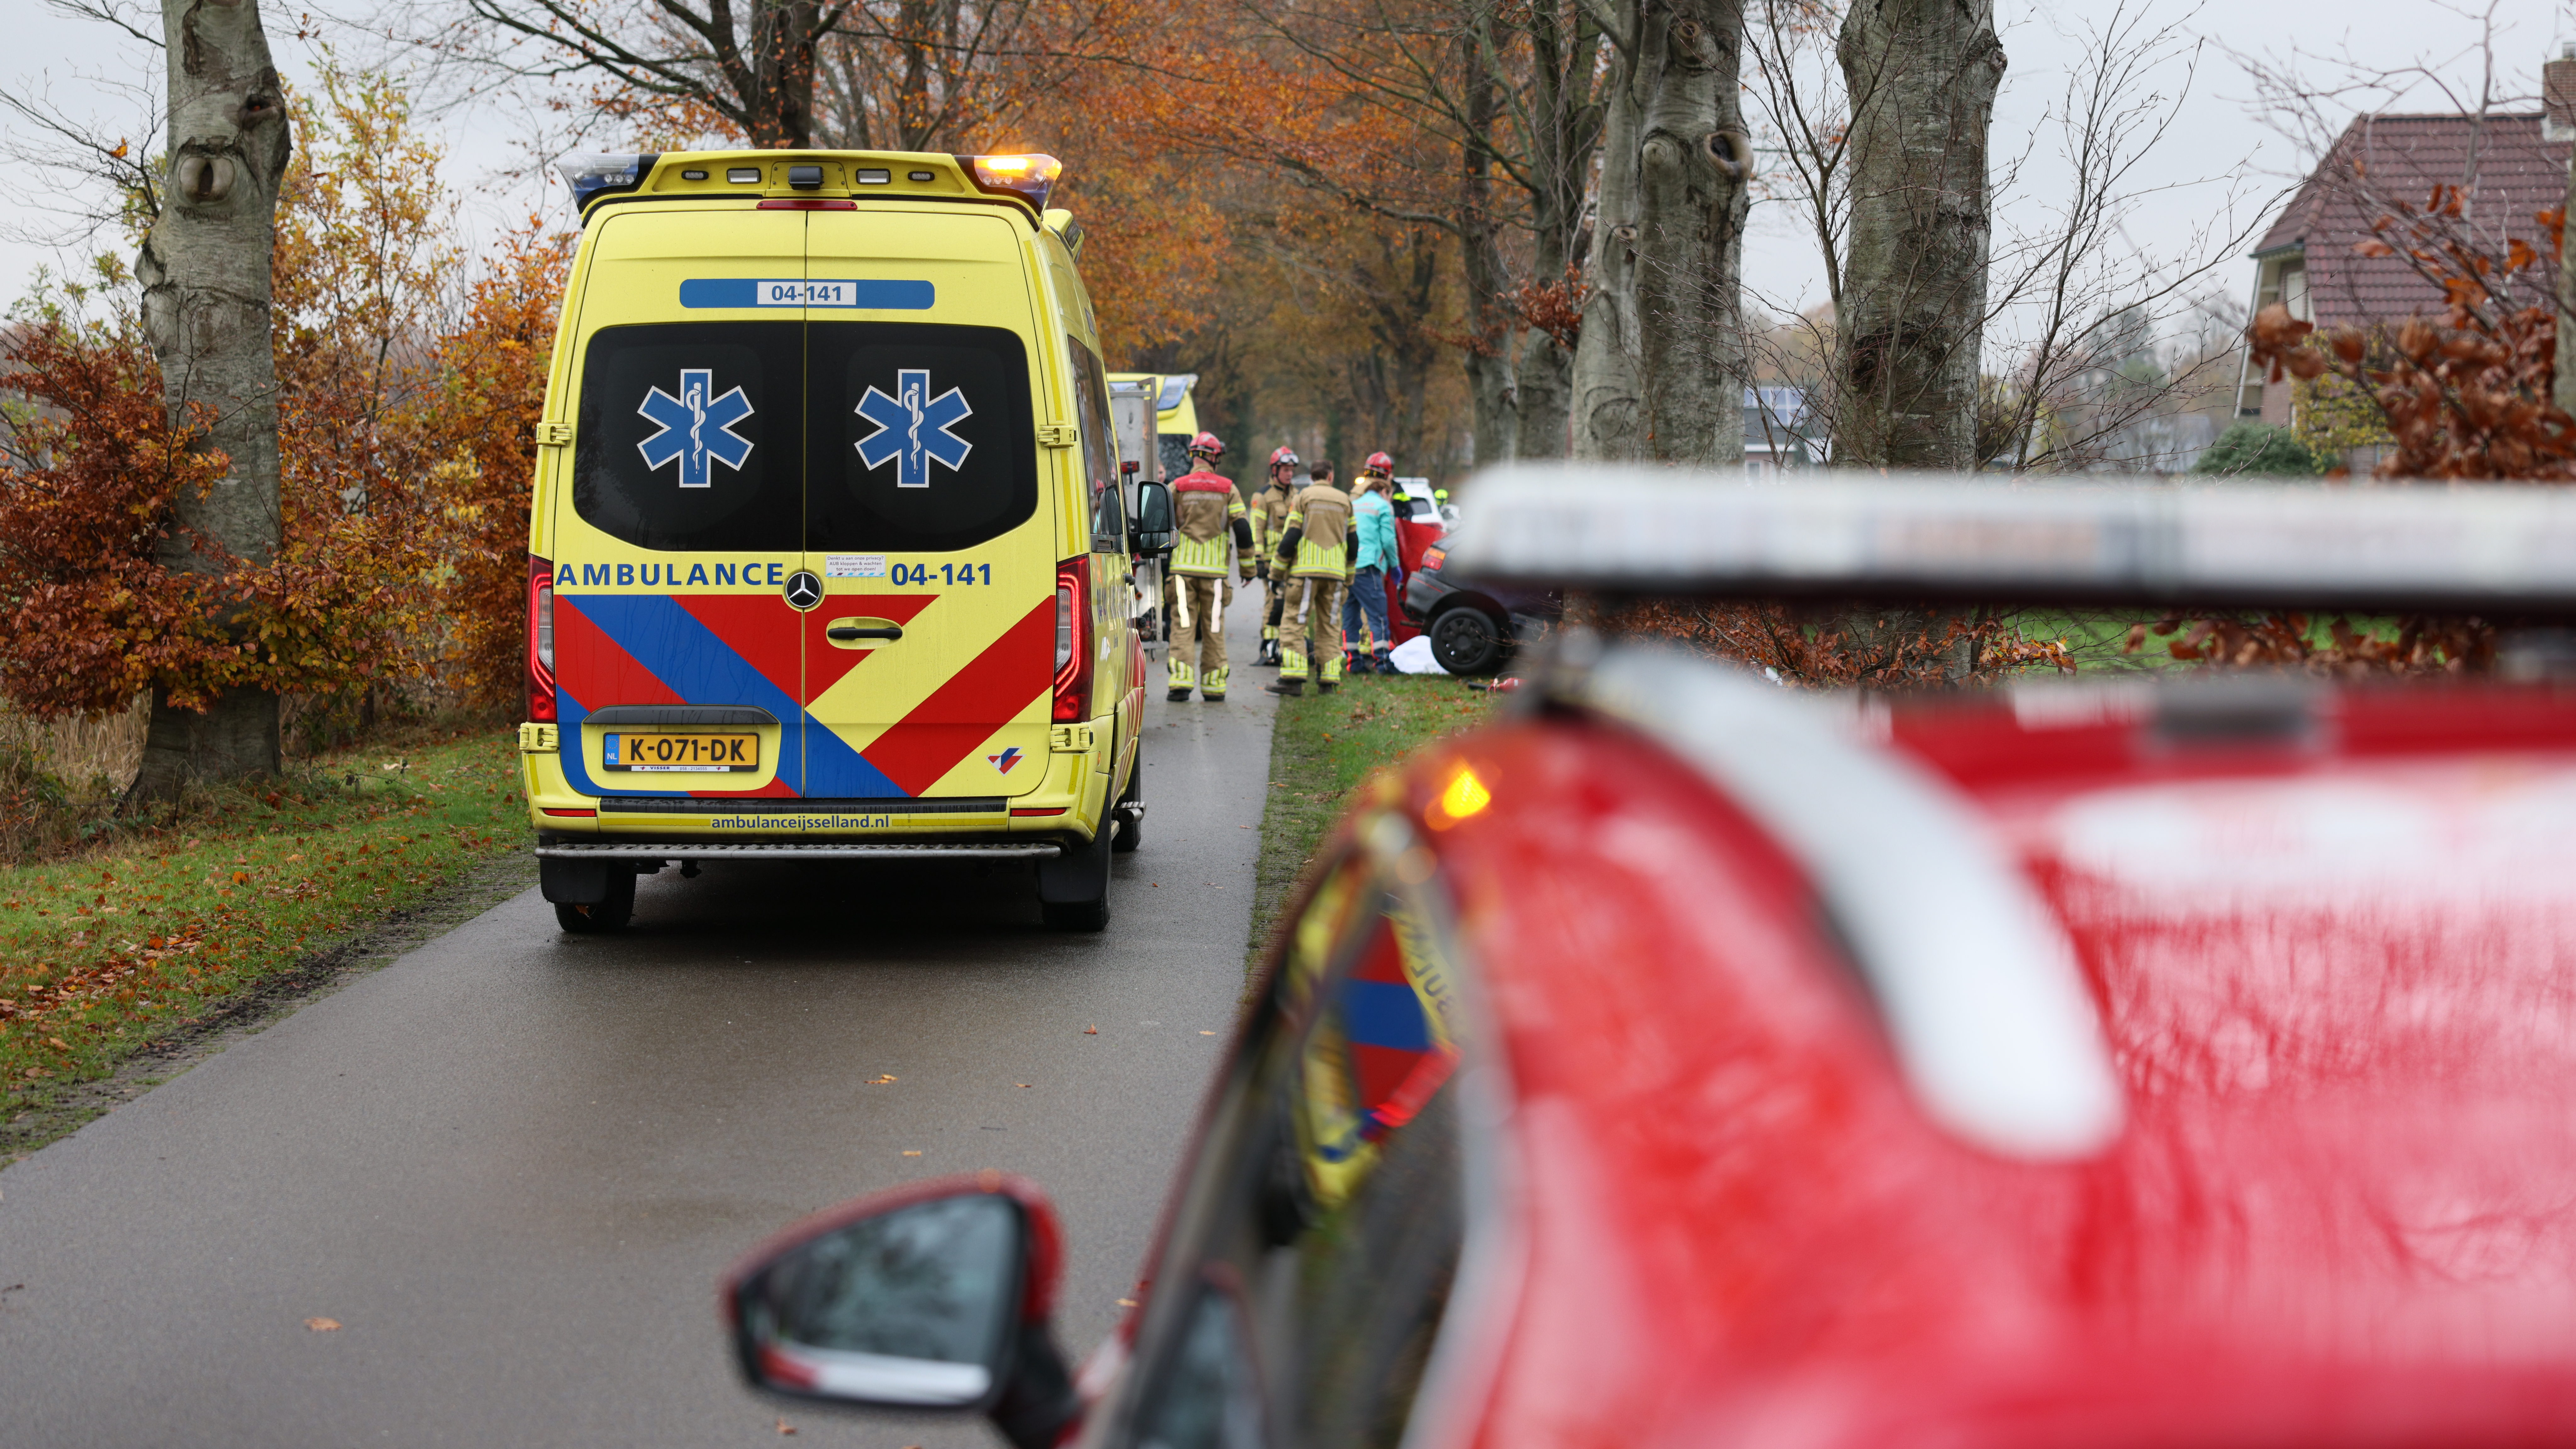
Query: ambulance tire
1038 829 1113 932
553 866 635 933
1111 741 1143 854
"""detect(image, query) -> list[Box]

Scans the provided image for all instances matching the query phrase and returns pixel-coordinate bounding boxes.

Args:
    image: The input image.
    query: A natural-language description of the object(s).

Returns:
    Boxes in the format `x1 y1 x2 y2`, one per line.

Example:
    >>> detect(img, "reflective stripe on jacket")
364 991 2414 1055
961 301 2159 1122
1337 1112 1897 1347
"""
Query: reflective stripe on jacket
1252 482 1294 555
1170 469 1248 577
1279 483 1354 580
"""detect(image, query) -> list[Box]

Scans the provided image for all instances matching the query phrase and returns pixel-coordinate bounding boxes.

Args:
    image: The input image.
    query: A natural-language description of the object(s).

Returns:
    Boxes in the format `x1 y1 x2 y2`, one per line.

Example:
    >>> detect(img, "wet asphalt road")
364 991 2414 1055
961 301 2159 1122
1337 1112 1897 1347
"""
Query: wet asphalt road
0 589 1279 1448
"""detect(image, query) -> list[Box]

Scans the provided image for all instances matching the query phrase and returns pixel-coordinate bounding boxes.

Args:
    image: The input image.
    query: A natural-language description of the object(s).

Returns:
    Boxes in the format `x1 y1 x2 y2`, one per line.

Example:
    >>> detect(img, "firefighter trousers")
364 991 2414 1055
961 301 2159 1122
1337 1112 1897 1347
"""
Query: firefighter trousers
1278 575 1346 684
1165 574 1230 696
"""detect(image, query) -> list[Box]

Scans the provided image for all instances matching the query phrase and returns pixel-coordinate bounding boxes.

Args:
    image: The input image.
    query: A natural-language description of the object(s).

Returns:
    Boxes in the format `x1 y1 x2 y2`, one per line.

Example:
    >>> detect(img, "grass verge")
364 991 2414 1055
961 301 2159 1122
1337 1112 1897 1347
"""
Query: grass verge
1 725 531 1156
1247 673 1499 976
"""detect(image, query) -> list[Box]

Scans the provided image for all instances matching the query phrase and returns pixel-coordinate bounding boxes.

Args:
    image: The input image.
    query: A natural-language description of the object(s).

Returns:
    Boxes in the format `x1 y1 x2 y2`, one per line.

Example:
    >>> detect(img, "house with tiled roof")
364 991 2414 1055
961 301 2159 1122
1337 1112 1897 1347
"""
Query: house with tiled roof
2235 64 2576 434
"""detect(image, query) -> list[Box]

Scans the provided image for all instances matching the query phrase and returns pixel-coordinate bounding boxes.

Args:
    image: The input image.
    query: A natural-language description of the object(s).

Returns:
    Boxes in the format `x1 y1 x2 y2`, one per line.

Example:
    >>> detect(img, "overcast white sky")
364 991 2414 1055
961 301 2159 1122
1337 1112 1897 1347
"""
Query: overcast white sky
3 0 2570 349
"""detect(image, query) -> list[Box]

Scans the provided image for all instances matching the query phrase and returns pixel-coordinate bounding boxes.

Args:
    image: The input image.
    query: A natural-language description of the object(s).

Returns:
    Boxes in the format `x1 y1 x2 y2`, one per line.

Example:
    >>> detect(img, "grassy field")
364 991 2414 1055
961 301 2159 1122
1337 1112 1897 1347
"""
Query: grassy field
1246 672 1501 975
0 726 530 1142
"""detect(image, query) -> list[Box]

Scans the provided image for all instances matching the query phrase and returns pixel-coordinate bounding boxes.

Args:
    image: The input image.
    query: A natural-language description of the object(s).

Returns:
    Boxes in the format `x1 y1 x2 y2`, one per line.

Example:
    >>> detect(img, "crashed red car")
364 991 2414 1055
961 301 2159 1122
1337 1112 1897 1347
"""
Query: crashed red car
720 476 2576 1449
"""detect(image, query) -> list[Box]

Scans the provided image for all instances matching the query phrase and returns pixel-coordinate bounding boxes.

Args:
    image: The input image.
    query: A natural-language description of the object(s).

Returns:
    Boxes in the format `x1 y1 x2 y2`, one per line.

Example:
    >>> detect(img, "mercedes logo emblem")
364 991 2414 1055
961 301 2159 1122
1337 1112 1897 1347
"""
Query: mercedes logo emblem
783 569 823 611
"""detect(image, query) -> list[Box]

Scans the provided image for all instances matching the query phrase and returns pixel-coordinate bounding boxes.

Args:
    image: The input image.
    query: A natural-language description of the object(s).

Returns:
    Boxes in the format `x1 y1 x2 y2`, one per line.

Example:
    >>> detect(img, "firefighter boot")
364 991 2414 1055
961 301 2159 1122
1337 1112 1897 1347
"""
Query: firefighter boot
1166 655 1196 704
1203 665 1229 704
1269 640 1308 697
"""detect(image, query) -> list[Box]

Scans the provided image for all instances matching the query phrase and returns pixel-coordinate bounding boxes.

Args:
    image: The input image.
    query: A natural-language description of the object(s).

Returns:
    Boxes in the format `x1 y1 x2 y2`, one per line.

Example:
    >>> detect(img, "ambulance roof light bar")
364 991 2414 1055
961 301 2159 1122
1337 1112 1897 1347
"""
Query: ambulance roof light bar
961 153 1062 213
559 153 658 213
1444 467 2576 616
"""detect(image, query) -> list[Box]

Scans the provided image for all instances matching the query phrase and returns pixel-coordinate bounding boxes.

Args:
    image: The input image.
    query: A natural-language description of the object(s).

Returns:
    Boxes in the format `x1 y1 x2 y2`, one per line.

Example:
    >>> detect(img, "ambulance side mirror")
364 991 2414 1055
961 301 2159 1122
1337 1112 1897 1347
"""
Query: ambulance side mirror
1131 480 1174 558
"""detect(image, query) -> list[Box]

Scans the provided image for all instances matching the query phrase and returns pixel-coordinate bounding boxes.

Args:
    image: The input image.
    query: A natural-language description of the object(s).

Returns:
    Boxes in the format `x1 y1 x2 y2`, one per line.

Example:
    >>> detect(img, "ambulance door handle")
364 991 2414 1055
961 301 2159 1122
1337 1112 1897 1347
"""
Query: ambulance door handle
828 625 903 641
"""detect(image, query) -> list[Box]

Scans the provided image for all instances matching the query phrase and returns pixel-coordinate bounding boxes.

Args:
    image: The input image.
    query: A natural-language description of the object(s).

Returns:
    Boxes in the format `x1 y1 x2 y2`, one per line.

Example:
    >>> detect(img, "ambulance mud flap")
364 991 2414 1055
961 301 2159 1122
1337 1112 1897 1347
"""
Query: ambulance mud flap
1036 828 1112 931
541 854 619 905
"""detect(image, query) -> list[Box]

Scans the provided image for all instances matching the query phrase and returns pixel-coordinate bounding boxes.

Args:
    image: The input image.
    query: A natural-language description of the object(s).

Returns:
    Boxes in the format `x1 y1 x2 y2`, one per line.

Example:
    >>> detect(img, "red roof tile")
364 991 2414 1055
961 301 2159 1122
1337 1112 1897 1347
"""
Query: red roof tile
2252 111 2570 329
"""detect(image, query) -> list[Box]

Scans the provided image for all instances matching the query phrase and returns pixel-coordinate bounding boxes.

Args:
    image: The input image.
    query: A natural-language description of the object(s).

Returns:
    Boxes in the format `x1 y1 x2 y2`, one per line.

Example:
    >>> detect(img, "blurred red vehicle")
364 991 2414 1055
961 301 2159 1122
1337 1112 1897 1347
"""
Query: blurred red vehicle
1383 476 1446 647
720 475 2576 1449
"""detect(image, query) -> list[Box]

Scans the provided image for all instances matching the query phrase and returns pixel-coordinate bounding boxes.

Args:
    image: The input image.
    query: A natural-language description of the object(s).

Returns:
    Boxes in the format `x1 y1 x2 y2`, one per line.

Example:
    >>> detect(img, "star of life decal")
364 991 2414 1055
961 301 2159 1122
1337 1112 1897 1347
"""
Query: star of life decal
854 368 973 488
636 368 755 489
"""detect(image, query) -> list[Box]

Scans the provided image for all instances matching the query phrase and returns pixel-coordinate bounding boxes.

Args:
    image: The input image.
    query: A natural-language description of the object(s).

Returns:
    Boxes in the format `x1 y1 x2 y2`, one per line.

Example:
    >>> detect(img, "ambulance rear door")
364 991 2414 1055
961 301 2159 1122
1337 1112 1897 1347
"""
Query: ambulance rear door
552 208 809 804
799 208 1058 800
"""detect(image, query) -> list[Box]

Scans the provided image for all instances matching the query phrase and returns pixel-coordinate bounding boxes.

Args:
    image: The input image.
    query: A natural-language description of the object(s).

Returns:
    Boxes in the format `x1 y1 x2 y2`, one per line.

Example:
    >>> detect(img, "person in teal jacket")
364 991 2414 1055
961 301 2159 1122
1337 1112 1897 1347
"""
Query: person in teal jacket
1342 452 1402 674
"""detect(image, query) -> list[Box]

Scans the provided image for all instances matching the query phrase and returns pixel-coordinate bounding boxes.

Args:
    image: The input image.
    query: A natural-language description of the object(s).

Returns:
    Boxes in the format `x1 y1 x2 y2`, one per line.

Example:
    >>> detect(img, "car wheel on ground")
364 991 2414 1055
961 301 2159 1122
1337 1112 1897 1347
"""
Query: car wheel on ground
1429 604 1508 675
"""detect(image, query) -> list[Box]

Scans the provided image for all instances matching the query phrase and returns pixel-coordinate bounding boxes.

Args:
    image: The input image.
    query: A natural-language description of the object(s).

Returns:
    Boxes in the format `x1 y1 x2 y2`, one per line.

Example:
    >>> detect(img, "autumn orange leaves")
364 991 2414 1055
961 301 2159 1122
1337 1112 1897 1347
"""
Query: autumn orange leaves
2245 198 2576 484
0 66 570 733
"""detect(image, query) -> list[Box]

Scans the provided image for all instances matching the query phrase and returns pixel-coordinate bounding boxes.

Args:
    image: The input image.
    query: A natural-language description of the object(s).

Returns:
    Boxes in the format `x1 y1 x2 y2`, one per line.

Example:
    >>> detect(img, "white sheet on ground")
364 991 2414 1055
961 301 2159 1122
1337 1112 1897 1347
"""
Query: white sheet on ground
1390 635 1446 674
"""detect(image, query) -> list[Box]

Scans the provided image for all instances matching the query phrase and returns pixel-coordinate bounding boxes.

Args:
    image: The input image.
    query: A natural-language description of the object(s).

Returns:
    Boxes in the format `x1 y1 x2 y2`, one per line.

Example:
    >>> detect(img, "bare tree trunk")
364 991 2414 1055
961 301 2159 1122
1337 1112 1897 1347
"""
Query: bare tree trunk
1632 0 1751 465
131 0 292 802
1572 0 1646 460
1513 326 1571 458
1460 47 1517 467
1833 0 2005 469
751 0 821 147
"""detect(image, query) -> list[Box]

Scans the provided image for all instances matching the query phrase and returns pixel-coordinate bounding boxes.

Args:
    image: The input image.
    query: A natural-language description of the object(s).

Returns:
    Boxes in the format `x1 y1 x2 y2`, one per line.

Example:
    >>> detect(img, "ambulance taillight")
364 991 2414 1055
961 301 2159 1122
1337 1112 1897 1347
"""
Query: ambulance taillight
528 555 557 722
1053 558 1092 723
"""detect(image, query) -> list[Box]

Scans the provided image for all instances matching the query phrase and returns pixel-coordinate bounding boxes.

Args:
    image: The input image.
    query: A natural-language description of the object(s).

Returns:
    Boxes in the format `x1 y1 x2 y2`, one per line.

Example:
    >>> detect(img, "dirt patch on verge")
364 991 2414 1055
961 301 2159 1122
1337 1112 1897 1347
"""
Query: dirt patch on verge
1 851 536 1162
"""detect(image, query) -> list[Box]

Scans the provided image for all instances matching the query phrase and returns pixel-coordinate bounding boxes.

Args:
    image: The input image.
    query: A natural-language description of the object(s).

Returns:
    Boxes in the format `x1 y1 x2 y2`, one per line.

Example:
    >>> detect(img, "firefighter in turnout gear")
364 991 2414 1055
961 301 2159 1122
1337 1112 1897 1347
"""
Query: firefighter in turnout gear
1166 432 1255 703
1264 460 1356 697
1252 446 1299 666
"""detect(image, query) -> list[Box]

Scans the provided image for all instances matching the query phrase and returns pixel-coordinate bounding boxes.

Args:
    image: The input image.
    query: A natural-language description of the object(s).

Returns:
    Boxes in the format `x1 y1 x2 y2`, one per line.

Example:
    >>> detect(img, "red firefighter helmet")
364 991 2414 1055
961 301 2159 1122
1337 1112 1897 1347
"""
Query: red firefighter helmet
1269 445 1300 470
1188 431 1225 461
1364 451 1395 476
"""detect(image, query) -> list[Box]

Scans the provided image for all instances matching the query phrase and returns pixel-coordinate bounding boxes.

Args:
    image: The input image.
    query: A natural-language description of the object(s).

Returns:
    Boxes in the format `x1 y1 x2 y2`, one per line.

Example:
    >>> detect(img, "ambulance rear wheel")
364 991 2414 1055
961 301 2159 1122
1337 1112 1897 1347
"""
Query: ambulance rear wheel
554 867 635 933
1112 742 1143 854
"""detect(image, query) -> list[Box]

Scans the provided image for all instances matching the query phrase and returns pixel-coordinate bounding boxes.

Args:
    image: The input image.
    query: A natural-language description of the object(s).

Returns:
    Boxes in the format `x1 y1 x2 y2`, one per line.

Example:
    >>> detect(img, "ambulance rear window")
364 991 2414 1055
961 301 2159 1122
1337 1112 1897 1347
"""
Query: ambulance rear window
807 322 1037 554
572 321 803 551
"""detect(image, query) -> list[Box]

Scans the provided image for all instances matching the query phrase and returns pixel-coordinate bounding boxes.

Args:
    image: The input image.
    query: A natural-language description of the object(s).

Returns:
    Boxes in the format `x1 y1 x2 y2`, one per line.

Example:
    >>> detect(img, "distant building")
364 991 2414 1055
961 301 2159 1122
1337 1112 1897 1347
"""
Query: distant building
2235 59 2576 434
1744 387 1819 477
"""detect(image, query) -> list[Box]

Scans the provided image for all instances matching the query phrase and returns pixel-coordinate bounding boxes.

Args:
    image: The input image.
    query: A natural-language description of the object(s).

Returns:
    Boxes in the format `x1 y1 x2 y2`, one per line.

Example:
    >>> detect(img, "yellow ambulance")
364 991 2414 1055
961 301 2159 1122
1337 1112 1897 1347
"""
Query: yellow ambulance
518 151 1169 933
1105 371 1201 479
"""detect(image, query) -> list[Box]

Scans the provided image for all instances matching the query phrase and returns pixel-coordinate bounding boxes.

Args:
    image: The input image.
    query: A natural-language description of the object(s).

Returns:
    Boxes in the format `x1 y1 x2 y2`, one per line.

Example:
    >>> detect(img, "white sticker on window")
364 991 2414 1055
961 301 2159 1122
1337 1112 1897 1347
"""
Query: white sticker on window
826 554 888 578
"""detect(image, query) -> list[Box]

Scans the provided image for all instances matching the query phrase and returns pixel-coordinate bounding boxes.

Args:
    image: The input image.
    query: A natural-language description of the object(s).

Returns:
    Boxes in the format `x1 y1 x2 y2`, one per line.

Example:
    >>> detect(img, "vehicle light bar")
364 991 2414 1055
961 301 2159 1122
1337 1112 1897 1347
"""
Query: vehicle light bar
1447 468 2576 615
558 152 658 213
1572 642 2125 1159
961 153 1062 212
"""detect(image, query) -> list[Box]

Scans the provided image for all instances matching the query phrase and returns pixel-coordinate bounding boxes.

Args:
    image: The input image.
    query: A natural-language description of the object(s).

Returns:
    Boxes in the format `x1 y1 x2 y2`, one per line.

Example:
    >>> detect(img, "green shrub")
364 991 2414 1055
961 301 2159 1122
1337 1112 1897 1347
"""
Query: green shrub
2195 421 2322 477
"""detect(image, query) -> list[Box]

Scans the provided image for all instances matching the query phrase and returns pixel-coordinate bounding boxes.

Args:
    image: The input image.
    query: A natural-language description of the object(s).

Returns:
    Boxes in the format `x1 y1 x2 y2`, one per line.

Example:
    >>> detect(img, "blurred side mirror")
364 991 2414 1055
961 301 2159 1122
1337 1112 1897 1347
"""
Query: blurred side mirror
723 1175 1078 1449
1131 479 1174 557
